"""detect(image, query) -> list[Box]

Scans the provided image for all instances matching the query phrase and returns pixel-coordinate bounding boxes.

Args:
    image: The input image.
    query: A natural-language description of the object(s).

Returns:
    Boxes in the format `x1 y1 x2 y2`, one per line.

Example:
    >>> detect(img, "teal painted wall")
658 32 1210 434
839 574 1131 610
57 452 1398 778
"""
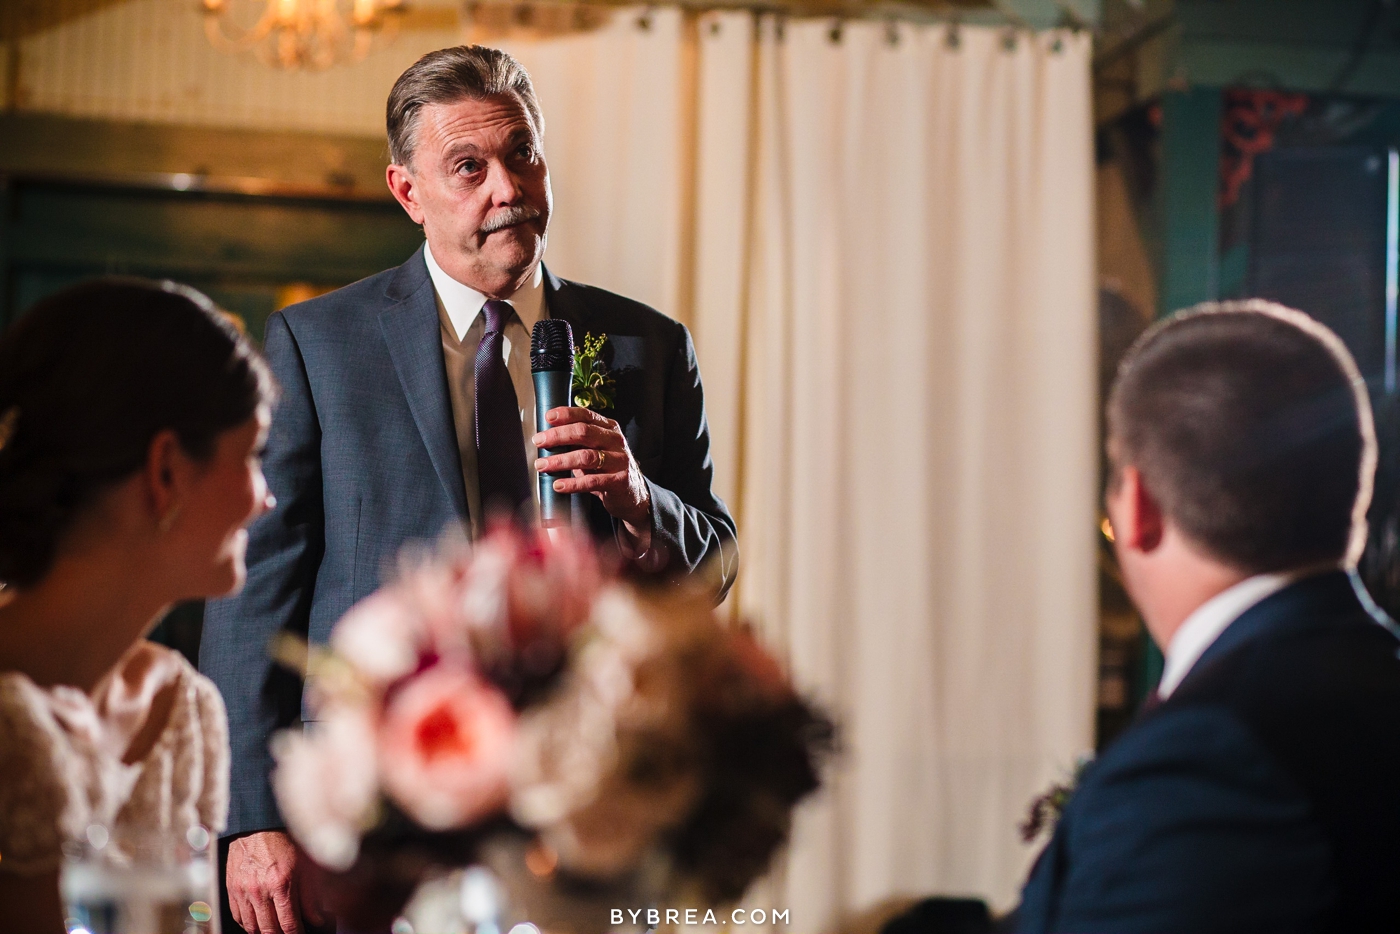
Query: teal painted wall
1158 88 1224 317
1 177 425 340
1173 0 1400 98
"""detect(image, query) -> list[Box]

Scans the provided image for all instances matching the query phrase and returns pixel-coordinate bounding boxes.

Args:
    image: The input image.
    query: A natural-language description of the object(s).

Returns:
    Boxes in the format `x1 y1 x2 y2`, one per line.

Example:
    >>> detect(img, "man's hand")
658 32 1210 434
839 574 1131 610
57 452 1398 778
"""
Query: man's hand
533 406 653 547
227 830 327 934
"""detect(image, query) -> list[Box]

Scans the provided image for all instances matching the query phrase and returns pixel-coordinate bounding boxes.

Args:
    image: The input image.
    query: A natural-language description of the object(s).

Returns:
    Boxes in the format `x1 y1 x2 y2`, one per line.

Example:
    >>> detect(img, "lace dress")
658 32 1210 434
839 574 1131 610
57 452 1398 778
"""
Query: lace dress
0 643 229 876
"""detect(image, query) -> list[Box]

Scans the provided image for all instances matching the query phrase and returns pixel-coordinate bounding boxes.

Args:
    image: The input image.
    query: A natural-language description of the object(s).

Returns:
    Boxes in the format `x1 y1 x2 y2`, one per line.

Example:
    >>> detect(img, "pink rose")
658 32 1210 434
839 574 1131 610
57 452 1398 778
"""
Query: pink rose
449 524 602 687
411 526 599 694
505 526 601 651
378 665 516 831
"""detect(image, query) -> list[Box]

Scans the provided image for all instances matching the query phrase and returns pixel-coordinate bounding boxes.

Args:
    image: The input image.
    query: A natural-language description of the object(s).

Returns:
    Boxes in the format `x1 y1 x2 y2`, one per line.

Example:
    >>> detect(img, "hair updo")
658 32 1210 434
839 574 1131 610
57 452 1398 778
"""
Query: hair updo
0 278 277 589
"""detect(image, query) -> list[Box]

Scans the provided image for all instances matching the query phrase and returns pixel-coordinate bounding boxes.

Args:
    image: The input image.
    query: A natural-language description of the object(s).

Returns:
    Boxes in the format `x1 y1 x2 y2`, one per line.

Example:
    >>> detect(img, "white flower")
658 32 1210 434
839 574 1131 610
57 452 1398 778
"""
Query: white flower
272 704 379 870
330 591 424 687
508 588 701 880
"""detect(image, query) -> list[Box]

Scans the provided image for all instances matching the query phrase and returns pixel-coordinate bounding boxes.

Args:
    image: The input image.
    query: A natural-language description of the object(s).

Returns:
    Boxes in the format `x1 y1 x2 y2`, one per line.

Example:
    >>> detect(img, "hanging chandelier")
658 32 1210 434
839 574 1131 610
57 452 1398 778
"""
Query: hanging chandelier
201 0 408 70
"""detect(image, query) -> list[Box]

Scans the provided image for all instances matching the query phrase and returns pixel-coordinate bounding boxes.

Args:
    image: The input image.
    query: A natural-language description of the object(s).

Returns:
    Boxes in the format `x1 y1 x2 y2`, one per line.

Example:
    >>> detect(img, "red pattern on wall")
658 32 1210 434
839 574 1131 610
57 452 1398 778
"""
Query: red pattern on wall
1219 89 1310 209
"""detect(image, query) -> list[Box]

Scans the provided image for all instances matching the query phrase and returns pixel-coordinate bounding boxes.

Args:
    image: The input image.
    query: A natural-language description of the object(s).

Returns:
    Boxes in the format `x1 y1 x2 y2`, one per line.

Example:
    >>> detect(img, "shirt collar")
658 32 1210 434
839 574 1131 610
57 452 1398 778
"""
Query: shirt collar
1157 565 1335 699
423 241 546 343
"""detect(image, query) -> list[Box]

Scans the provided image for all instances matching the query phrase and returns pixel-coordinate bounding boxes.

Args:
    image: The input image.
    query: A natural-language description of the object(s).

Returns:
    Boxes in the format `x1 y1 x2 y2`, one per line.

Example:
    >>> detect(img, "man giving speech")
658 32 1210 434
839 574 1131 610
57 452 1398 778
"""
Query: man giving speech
201 45 736 934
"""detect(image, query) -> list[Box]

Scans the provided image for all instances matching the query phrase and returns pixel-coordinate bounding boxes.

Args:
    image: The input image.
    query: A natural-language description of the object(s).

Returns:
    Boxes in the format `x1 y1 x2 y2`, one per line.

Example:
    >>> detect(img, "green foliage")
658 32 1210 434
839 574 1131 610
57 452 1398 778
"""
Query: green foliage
571 332 616 410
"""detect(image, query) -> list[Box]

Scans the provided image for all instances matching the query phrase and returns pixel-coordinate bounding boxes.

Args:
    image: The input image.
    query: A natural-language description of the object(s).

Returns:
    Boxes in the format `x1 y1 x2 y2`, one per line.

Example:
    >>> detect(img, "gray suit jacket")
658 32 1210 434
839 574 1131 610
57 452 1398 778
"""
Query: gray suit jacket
200 247 736 837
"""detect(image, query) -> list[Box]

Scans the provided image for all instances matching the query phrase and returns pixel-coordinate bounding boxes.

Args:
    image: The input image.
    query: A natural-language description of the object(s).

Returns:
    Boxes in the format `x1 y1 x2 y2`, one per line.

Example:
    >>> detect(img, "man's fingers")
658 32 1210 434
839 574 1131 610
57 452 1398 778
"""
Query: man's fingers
536 447 613 474
553 470 628 494
271 887 304 934
250 896 284 934
229 892 249 933
544 405 616 429
533 422 622 451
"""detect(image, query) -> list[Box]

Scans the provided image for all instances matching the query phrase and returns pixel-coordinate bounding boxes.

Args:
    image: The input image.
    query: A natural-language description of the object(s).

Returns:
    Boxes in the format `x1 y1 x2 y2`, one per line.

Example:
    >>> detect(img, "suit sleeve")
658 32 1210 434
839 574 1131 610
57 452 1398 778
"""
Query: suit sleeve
621 322 738 601
198 311 323 838
1040 707 1332 934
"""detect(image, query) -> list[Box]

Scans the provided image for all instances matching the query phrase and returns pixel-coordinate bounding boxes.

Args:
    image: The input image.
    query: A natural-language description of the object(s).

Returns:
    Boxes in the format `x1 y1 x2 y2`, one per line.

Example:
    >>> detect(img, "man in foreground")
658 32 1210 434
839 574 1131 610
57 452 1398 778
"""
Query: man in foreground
201 45 736 933
1017 300 1400 932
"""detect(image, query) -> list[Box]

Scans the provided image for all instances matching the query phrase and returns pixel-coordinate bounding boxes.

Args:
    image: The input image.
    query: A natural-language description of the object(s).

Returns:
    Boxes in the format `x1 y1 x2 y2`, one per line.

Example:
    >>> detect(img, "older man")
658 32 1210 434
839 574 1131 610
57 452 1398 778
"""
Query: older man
201 46 736 933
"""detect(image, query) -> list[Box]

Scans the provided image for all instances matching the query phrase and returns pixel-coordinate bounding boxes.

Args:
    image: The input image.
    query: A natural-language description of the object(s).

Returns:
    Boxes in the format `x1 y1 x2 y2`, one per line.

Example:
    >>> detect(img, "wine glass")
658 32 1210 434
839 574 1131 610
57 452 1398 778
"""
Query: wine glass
61 823 218 934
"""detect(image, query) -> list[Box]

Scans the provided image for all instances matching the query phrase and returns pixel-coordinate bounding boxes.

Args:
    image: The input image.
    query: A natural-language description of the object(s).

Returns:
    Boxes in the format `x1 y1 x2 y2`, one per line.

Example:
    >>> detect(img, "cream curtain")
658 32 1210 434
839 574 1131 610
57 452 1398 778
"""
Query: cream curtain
497 9 690 318
722 20 1097 921
525 12 1098 925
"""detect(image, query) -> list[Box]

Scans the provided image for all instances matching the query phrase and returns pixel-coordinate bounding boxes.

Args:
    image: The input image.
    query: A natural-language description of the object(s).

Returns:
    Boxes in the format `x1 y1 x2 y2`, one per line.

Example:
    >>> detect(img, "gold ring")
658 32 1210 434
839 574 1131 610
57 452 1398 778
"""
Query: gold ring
595 448 606 470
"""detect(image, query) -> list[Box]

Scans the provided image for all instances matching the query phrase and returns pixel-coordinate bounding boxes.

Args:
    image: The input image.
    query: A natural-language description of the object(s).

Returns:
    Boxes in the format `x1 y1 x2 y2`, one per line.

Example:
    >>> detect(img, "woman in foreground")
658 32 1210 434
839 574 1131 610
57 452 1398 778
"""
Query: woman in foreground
0 279 276 932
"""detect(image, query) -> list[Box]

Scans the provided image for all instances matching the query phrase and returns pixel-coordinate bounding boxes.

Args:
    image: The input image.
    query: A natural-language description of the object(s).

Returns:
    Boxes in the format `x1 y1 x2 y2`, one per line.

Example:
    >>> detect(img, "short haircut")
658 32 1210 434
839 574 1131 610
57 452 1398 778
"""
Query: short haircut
386 45 544 168
1107 299 1376 574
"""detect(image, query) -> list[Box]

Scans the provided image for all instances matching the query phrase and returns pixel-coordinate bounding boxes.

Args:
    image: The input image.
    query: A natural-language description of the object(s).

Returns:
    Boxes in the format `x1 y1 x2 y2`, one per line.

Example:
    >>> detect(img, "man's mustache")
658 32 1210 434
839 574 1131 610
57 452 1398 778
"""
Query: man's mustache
480 205 542 235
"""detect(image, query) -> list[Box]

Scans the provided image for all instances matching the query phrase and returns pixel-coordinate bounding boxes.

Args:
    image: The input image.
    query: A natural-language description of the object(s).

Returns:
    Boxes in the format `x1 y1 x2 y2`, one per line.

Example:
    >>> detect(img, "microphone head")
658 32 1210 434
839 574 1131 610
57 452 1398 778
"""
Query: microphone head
531 319 575 373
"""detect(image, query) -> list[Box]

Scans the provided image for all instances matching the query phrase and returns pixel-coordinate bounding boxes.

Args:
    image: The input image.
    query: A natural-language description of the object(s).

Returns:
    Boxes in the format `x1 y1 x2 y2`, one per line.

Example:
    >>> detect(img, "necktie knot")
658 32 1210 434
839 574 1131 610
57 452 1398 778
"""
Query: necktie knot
482 299 513 334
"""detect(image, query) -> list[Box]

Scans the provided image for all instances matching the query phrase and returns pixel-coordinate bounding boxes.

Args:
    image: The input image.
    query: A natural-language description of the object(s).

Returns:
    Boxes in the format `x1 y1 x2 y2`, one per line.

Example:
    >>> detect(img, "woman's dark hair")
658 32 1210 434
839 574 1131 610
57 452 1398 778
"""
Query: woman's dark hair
0 278 277 588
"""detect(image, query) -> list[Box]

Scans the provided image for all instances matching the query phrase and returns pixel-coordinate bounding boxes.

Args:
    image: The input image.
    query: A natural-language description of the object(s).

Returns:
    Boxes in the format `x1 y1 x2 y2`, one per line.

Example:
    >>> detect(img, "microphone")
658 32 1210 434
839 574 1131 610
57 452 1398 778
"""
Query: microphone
531 319 575 527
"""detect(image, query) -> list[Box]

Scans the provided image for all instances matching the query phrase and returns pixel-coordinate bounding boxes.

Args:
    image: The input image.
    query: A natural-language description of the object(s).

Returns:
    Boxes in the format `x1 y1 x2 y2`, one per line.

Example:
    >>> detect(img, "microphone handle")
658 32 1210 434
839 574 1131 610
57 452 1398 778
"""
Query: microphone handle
533 368 575 526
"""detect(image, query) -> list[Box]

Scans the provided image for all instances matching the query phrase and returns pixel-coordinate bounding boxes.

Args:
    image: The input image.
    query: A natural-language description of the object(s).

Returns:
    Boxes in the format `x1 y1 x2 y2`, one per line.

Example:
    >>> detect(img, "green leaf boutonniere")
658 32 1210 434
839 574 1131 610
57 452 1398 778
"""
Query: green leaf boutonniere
572 332 616 410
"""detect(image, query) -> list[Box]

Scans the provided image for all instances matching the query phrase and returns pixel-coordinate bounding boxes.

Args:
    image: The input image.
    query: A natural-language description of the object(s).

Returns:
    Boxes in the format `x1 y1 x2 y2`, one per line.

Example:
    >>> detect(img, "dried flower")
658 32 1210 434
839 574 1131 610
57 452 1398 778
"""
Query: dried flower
452 524 601 701
510 589 701 877
1019 759 1090 844
510 588 834 902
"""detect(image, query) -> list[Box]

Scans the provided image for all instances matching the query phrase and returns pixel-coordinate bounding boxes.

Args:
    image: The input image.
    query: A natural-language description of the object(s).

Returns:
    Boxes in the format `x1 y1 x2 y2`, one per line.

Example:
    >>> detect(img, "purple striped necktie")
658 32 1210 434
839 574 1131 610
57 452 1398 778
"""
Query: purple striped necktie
475 299 532 519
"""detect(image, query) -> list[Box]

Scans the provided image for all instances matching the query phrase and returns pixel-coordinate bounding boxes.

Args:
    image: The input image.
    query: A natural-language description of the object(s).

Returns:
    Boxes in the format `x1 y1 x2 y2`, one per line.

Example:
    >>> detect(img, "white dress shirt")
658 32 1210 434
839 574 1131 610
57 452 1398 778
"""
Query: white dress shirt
1157 567 1332 699
424 242 546 539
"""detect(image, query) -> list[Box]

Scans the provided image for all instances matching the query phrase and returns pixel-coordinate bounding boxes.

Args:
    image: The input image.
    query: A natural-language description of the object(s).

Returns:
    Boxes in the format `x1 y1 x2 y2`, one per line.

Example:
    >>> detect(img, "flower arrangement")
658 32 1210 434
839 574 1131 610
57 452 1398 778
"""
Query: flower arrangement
571 332 615 410
272 524 833 928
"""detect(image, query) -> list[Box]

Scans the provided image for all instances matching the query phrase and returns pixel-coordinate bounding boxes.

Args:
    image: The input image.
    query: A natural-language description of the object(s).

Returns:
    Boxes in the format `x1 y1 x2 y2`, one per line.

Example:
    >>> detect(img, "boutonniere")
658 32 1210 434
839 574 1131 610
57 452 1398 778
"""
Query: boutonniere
571 332 616 410
1019 757 1090 844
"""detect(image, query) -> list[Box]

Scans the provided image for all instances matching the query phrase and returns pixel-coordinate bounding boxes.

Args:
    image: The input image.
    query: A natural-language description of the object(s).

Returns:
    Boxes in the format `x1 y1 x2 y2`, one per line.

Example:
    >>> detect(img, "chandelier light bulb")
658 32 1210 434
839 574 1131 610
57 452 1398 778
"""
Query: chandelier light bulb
201 0 407 70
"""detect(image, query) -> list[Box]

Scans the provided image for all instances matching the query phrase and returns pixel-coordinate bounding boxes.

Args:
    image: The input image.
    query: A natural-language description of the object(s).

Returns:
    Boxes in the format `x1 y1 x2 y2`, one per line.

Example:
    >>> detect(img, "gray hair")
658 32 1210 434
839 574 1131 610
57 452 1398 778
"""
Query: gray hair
386 45 544 168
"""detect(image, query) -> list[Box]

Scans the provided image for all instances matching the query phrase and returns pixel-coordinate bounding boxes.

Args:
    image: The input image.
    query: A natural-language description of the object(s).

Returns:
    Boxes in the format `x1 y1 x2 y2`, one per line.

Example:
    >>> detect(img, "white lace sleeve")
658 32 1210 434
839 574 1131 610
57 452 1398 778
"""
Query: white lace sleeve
192 670 229 835
0 674 113 876
112 657 230 843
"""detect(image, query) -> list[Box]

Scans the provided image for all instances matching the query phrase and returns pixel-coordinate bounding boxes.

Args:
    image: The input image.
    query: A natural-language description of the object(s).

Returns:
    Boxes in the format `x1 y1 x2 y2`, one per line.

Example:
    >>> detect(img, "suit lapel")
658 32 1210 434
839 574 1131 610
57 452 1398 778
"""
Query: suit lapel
1177 570 1370 696
1018 820 1070 933
543 265 590 336
379 247 469 521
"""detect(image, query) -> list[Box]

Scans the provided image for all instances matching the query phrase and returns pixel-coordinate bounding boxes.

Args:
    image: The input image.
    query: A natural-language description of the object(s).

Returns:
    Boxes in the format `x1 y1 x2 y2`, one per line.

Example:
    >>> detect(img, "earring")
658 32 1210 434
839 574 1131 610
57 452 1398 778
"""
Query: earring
159 504 182 534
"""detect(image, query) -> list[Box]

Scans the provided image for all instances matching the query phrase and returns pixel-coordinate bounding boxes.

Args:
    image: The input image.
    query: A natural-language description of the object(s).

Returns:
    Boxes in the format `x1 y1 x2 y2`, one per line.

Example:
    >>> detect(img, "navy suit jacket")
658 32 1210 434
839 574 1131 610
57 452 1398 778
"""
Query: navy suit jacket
200 247 737 837
1016 570 1400 934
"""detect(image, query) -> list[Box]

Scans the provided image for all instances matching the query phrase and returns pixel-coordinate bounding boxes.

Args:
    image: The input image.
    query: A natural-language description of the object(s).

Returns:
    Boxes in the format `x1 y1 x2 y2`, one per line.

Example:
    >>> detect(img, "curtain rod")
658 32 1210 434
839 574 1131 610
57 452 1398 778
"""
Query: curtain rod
505 0 1088 29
